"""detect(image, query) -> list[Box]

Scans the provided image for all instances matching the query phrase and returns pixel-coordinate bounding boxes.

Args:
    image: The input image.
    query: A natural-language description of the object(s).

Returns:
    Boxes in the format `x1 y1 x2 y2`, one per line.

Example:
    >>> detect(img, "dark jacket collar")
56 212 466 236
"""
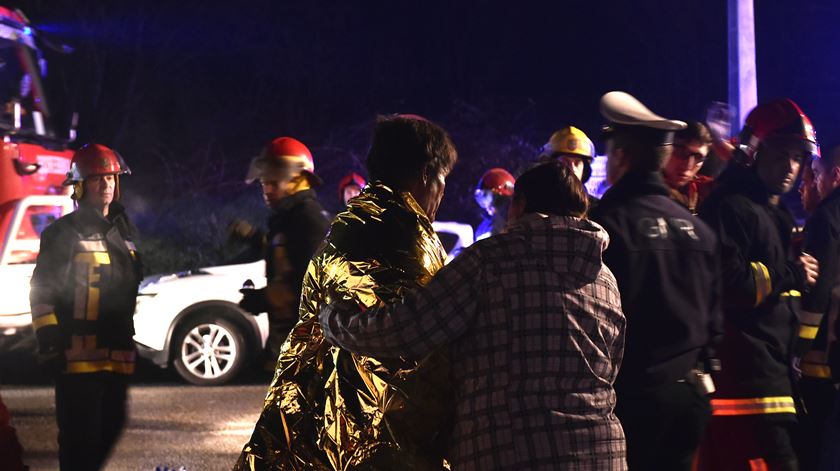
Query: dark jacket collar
817 184 840 211
599 170 670 206
271 189 318 214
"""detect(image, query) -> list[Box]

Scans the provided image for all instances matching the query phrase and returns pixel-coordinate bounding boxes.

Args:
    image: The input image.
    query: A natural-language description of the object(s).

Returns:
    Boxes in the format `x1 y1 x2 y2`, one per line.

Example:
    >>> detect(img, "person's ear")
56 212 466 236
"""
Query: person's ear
830 165 840 185
423 165 433 187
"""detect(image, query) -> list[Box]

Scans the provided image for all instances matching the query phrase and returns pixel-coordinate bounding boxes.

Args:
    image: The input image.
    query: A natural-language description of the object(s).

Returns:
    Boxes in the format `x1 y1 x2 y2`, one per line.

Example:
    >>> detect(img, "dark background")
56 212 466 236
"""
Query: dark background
7 0 838 273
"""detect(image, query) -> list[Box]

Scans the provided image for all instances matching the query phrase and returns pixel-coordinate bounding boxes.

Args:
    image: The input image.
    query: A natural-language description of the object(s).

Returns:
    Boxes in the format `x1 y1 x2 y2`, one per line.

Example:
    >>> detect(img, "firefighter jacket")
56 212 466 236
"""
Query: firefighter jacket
801 186 840 381
235 181 452 471
262 189 329 325
591 170 722 392
29 203 142 375
698 165 807 415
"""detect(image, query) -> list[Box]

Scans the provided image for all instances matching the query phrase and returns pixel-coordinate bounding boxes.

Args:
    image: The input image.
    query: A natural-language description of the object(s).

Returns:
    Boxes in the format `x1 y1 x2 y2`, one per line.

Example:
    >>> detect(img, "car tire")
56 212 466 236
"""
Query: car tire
172 314 247 386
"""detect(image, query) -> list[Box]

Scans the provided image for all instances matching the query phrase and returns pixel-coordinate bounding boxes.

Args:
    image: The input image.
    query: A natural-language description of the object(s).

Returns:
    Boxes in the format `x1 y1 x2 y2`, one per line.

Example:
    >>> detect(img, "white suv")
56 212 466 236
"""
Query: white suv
133 220 474 386
132 260 269 385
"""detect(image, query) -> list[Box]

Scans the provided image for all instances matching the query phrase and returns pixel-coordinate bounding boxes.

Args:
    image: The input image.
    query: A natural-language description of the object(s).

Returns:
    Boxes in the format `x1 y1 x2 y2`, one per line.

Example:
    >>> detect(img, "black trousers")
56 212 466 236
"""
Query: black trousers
55 372 129 471
615 380 711 471
798 377 837 471
697 414 799 471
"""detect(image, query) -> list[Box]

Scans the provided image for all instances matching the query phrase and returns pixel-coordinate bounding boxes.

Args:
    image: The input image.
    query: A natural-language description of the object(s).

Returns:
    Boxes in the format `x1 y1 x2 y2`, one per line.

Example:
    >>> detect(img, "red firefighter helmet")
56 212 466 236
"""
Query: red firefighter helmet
476 168 515 196
246 136 321 185
338 172 366 201
736 99 819 167
63 143 130 185
475 168 515 213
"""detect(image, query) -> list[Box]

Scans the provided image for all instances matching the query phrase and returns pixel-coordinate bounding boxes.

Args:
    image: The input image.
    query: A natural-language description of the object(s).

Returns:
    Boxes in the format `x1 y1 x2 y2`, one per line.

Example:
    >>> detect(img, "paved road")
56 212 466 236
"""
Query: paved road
1 353 269 471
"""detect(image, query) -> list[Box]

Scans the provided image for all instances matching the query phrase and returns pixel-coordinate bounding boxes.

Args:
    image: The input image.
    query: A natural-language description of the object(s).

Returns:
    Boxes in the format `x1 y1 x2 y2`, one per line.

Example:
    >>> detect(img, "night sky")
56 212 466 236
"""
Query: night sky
7 0 839 270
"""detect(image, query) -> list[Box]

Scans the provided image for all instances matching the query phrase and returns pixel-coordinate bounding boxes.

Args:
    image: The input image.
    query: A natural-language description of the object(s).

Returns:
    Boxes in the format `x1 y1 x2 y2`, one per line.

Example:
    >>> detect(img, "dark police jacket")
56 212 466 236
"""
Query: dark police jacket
800 186 840 381
698 165 806 415
29 203 142 375
591 170 722 391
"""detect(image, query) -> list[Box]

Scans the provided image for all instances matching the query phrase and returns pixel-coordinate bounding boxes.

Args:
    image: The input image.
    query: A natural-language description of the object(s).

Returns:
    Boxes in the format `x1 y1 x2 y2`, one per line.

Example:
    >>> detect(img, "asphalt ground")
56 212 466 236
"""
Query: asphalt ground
1 343 272 471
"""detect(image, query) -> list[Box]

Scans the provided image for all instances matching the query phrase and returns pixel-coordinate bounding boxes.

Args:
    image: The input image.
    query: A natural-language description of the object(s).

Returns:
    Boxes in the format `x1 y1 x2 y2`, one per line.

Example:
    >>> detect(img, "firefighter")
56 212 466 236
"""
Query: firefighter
338 171 365 206
661 121 715 214
474 167 514 240
538 125 599 207
590 91 722 471
696 99 820 471
29 143 142 471
795 145 840 470
231 136 329 360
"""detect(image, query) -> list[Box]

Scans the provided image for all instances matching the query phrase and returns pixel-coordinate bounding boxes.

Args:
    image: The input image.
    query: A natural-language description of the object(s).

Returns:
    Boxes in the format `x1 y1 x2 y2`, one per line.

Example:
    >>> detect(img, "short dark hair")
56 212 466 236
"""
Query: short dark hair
610 129 672 172
675 121 713 145
514 161 588 218
366 115 458 190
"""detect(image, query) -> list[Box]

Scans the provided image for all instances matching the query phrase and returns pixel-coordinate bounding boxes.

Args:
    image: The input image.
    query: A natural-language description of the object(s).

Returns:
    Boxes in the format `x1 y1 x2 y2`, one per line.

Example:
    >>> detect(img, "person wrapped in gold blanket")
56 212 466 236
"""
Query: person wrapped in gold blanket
235 114 458 470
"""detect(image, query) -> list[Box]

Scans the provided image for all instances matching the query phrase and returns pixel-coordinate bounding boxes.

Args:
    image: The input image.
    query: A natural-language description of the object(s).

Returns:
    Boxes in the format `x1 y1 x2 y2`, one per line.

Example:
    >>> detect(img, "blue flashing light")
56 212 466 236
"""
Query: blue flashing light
23 26 31 35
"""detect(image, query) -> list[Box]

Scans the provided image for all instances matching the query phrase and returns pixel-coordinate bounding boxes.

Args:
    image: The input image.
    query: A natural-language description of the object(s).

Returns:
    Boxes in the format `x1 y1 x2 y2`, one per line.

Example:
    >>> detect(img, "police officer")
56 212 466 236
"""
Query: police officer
231 137 329 360
590 91 722 471
473 167 515 241
30 143 142 470
696 99 820 470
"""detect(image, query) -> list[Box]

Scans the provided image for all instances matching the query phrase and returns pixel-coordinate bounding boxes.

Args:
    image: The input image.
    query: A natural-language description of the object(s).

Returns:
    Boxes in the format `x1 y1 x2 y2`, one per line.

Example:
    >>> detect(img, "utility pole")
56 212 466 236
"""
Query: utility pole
728 0 757 131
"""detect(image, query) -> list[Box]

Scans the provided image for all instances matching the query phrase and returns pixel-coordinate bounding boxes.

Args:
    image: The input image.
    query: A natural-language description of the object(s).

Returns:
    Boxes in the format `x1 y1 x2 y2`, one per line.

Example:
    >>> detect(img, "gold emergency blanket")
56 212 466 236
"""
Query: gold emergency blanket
235 182 453 470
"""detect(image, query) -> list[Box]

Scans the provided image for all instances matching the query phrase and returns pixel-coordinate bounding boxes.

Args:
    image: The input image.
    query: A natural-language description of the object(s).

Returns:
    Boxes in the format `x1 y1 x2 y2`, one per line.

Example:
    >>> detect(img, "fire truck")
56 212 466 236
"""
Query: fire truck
0 8 75 350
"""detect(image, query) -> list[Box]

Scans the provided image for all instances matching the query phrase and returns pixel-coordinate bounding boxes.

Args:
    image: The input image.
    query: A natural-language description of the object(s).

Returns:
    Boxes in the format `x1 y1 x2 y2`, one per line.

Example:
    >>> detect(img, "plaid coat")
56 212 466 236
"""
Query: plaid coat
321 214 627 470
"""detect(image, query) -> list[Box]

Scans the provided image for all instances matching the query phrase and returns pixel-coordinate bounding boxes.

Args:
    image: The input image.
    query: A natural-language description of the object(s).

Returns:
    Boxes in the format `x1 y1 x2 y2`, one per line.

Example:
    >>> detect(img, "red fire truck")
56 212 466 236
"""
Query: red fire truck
0 7 75 349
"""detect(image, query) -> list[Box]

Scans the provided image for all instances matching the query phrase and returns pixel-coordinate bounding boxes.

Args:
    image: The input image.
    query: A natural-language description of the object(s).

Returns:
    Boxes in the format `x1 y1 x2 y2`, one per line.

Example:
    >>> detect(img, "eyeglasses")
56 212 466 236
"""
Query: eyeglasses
672 144 707 164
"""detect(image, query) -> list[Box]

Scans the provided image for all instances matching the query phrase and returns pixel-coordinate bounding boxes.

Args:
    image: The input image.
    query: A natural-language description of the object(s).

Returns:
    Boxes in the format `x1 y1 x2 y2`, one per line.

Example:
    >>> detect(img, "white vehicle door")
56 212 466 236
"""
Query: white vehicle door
0 195 73 329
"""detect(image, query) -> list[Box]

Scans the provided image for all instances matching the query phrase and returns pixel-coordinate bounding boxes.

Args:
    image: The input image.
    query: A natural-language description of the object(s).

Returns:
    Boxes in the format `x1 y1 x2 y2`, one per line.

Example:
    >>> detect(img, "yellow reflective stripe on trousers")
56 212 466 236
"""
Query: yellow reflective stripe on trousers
65 360 135 375
802 363 832 379
32 312 58 330
798 325 820 340
711 396 796 416
751 262 772 306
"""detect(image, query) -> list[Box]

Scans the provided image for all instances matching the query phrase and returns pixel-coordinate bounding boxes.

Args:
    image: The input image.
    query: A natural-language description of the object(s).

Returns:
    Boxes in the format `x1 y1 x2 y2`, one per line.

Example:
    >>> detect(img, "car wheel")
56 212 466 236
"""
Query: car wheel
172 316 246 386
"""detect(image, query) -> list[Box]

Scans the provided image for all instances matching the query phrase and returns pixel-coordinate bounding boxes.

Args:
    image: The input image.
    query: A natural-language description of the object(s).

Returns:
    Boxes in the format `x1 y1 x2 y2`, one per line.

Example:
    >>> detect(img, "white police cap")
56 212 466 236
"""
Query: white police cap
600 91 687 131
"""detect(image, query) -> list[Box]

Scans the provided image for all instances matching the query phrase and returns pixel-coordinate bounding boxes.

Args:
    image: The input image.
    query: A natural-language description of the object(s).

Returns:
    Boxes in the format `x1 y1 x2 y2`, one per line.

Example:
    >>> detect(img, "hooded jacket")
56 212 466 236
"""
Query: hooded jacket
319 214 628 471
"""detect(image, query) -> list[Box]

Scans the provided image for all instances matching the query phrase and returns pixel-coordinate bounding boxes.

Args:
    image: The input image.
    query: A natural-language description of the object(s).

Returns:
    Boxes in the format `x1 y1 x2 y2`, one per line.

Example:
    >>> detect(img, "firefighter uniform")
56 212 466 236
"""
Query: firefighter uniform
236 137 330 358
796 184 840 469
260 188 329 352
30 201 141 470
697 165 807 470
696 98 819 471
